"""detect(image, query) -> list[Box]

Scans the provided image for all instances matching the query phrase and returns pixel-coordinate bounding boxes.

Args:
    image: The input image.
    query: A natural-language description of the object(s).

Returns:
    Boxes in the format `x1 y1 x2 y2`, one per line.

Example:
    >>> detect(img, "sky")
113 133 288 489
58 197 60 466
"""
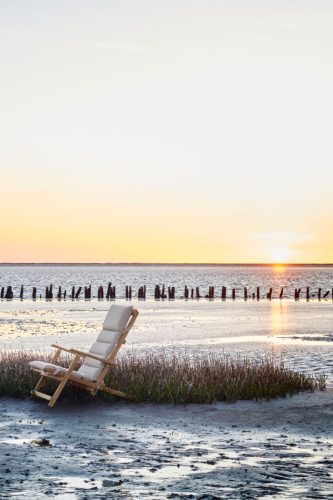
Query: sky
0 0 332 263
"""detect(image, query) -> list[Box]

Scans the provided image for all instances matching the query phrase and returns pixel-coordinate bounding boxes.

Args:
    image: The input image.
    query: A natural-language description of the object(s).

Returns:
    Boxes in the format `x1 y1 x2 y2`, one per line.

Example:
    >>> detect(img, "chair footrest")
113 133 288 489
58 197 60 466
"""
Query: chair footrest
32 390 52 401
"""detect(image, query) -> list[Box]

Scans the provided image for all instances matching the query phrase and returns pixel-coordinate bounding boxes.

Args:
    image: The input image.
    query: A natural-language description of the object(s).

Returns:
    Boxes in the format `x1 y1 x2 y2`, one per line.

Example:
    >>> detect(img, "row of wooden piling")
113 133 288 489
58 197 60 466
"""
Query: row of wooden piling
0 284 332 300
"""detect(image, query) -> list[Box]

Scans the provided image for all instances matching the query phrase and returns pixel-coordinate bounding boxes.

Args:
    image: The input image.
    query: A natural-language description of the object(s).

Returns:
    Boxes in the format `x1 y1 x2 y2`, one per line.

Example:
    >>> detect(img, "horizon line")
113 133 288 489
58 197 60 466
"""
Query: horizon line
0 262 332 267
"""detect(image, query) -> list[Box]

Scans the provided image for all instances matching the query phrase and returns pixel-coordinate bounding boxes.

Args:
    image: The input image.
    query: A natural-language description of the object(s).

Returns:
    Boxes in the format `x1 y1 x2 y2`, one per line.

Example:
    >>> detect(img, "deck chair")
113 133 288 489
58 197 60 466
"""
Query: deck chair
28 304 138 407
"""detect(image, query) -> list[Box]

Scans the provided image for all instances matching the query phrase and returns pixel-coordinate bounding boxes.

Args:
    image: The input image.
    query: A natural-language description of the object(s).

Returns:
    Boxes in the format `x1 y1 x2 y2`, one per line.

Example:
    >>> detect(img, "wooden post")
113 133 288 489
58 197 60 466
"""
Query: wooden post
244 287 248 300
20 285 24 300
323 291 330 299
306 287 310 301
64 290 67 300
184 286 189 299
279 288 284 299
5 286 13 299
0 287 4 299
191 288 194 299
318 288 322 300
195 287 200 299
75 287 81 299
256 287 260 300
267 288 272 300
221 286 226 300
154 285 161 300
32 287 37 300
232 288 236 300
129 286 132 300
252 292 255 300
57 286 61 300
71 286 75 300
161 285 166 299
138 286 145 300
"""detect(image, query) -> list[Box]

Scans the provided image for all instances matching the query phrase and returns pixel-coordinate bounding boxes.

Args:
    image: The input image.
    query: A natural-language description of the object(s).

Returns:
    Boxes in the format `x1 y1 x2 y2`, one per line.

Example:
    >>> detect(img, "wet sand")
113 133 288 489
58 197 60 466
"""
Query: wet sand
0 387 332 499
0 300 332 497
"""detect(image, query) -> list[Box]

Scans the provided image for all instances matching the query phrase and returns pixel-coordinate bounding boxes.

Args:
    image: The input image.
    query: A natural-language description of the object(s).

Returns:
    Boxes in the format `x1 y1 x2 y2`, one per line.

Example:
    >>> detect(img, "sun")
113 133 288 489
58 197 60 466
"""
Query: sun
271 246 288 264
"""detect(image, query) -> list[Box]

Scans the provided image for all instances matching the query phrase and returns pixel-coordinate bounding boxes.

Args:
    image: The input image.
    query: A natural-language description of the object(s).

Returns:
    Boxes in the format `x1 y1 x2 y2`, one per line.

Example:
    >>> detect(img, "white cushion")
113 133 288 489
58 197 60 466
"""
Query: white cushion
75 364 101 381
97 329 122 344
103 304 133 331
29 359 100 382
28 360 67 376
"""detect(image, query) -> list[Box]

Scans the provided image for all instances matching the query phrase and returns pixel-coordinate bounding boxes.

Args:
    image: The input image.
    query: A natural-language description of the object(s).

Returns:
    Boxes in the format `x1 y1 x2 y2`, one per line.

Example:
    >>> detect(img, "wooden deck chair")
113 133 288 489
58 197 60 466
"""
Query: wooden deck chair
28 304 138 407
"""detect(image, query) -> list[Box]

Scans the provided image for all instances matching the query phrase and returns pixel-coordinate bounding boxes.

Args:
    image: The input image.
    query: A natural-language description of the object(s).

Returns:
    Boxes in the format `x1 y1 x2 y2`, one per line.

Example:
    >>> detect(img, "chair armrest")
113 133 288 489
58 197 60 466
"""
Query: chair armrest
51 344 113 366
69 348 114 366
51 344 73 354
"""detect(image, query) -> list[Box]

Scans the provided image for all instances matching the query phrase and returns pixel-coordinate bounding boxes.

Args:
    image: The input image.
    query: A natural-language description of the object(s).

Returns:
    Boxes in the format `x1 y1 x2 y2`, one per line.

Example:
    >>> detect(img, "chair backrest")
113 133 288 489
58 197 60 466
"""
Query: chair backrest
77 304 137 381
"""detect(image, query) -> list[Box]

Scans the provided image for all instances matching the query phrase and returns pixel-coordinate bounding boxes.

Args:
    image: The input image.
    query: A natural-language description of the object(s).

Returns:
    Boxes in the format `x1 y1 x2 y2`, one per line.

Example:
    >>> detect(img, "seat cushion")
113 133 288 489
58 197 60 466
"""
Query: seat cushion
28 360 67 376
28 360 99 381
103 304 133 331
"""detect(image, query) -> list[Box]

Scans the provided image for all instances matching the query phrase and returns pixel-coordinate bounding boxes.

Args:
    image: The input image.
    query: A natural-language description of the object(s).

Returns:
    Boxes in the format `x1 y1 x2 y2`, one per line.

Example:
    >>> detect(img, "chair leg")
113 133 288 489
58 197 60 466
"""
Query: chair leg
48 377 69 407
48 353 80 407
100 384 135 401
32 375 47 395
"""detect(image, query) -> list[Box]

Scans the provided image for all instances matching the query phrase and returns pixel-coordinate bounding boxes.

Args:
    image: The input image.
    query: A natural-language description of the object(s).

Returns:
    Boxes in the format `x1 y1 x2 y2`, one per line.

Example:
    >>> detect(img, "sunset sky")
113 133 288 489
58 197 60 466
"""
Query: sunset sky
1 1 332 263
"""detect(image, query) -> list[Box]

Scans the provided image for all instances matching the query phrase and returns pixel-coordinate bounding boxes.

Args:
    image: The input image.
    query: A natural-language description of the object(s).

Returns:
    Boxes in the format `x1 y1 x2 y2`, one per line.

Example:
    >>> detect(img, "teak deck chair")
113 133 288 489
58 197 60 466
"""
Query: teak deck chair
28 304 138 407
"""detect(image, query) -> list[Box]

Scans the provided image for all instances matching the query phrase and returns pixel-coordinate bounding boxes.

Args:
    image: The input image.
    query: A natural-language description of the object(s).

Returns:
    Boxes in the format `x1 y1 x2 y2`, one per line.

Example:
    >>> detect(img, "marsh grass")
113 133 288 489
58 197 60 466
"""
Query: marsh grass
0 350 326 404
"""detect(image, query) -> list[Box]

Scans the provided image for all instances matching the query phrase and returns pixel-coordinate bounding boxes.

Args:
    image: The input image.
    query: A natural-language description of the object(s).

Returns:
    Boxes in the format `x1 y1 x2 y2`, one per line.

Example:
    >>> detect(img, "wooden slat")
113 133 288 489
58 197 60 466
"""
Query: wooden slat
100 385 135 401
33 390 52 401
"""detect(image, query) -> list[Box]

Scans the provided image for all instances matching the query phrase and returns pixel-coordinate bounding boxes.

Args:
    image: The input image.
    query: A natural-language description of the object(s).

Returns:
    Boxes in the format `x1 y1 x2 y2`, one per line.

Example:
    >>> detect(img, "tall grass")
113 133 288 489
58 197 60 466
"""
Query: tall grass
0 350 326 404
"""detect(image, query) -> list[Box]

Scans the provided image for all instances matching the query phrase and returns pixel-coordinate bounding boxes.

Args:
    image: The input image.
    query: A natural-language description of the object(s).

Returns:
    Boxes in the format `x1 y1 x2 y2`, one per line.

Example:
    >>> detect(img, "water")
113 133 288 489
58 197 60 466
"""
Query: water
0 264 332 299
0 265 332 381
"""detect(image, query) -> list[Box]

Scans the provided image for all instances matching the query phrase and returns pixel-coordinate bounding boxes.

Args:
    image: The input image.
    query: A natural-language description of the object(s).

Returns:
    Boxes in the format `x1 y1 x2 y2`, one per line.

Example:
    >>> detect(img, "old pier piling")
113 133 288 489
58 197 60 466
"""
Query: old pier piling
45 285 53 300
138 285 146 300
5 286 13 300
0 282 330 301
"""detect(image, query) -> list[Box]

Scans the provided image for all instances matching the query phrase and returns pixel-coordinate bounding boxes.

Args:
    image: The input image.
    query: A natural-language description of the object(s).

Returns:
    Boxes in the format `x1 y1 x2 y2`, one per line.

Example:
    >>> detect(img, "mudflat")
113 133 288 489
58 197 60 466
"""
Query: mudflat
0 387 332 499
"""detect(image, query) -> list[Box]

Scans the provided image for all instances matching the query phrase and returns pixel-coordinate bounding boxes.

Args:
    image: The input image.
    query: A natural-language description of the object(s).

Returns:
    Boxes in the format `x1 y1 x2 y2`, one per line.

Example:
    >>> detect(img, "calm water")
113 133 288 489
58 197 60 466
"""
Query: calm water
0 265 332 299
0 266 332 381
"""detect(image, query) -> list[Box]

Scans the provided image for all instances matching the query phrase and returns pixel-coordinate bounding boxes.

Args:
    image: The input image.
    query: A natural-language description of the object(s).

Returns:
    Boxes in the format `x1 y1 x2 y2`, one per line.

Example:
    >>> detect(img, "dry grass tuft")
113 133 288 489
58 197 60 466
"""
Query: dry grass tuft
0 350 326 404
